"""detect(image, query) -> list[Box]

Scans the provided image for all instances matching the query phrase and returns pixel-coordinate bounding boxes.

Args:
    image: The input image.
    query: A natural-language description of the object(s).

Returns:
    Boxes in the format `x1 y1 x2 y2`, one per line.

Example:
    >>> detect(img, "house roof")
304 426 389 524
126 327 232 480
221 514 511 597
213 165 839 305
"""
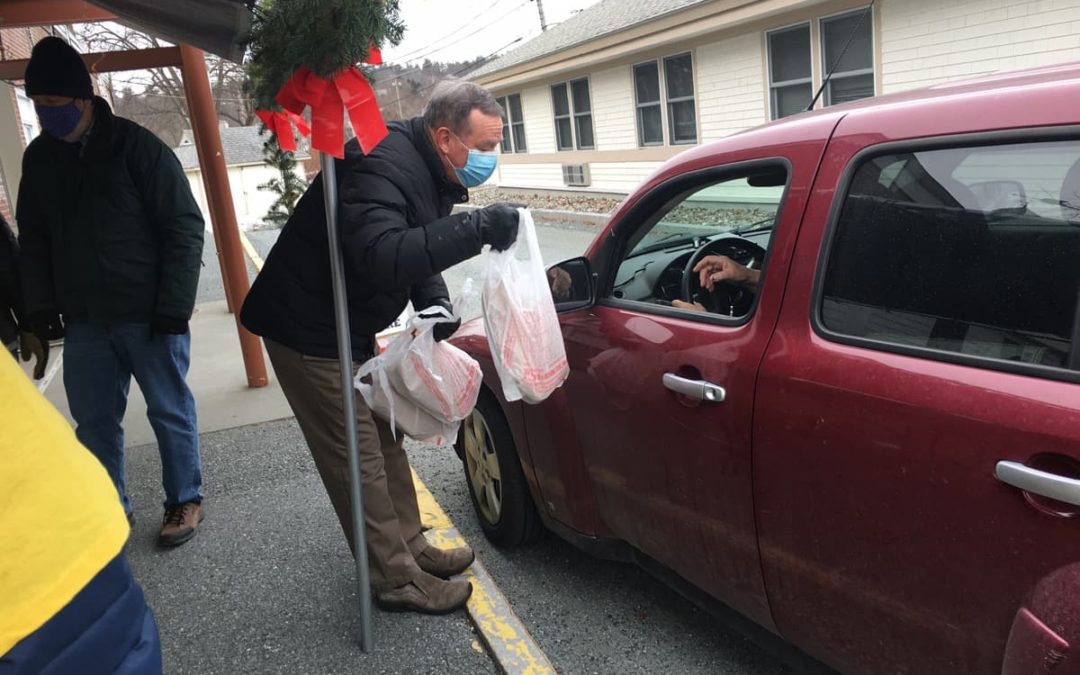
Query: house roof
172 125 309 171
468 0 712 79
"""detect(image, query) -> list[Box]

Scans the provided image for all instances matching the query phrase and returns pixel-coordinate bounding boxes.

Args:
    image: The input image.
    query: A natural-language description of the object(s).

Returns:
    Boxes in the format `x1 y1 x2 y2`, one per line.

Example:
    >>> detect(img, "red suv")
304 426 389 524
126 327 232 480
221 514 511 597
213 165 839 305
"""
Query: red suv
451 62 1080 675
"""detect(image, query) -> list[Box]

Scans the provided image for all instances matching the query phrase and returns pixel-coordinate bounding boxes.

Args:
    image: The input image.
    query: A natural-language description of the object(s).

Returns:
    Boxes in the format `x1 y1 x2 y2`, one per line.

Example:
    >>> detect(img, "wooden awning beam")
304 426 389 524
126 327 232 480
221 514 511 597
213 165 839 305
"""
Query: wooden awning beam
0 46 181 81
0 0 114 27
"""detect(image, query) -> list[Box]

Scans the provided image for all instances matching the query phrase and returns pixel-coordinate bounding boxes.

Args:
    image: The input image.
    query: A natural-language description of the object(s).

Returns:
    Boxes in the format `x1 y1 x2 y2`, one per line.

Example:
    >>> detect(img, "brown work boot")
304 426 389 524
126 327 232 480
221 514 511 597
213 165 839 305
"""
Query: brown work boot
375 572 472 615
158 501 204 547
414 544 475 579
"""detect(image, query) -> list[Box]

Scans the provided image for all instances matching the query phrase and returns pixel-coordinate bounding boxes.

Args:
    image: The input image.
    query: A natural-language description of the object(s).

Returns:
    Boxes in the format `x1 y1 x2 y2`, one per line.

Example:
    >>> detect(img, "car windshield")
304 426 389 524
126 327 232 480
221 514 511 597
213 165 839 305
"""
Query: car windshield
628 178 782 257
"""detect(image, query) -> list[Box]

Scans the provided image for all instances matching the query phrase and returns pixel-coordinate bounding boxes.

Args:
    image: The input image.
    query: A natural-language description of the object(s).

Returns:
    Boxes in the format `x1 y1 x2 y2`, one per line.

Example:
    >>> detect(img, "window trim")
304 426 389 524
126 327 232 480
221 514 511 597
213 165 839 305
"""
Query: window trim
818 6 877 107
495 95 513 154
633 60 665 147
810 126 1080 385
498 93 527 154
766 21 813 121
663 51 698 145
596 157 793 328
551 77 596 151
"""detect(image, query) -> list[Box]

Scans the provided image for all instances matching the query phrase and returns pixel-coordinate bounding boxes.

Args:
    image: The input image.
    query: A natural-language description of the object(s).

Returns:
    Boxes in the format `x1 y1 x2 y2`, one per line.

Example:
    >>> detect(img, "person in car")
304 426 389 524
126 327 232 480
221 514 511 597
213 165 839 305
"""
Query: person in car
671 254 761 312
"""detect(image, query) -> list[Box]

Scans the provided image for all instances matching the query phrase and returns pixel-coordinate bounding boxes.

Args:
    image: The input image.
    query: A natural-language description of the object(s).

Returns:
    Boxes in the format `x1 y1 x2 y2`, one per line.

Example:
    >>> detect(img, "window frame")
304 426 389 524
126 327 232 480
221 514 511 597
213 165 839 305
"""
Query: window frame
818 6 876 107
766 22 813 121
633 60 665 147
811 127 1080 385
663 52 698 145
497 93 527 154
595 157 793 328
551 78 596 151
495 95 513 154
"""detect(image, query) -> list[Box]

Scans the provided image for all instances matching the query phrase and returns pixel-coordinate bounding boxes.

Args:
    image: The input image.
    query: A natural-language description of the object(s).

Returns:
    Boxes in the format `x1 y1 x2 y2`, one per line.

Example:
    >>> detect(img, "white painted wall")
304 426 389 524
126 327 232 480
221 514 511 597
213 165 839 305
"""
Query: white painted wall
496 163 565 190
591 65 638 151
696 32 767 142
186 163 307 231
589 162 665 193
521 85 557 154
880 0 1080 93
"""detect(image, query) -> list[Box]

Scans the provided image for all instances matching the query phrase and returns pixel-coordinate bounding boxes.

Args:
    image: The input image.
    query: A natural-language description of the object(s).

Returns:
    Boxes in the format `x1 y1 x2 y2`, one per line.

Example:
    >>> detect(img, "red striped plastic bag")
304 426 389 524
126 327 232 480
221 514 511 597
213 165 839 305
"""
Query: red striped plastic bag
482 208 569 403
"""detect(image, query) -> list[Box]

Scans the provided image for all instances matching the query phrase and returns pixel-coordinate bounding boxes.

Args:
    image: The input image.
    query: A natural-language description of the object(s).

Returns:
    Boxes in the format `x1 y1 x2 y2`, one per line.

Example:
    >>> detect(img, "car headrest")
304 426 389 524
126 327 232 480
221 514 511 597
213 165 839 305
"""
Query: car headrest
1062 159 1080 226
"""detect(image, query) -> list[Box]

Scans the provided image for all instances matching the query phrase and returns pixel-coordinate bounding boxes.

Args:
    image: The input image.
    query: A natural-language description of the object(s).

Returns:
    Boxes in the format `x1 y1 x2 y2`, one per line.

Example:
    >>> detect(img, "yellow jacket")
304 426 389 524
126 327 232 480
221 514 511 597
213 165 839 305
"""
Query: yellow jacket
0 353 128 655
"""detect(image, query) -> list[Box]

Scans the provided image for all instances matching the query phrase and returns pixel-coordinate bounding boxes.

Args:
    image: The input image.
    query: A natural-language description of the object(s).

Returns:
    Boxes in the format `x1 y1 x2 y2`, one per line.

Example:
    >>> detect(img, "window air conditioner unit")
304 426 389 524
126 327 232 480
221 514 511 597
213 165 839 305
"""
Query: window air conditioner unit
562 163 590 187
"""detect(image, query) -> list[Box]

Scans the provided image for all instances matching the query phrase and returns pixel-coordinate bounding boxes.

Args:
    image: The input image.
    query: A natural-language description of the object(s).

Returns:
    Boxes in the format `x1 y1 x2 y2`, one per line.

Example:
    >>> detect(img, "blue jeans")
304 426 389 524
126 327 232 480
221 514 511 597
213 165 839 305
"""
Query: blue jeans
64 323 202 511
0 554 163 675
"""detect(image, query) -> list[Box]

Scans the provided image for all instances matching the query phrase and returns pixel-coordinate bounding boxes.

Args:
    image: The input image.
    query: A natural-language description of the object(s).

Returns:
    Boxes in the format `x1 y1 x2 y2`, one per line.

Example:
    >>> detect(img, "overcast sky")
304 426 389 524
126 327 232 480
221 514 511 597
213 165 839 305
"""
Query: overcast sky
381 0 604 66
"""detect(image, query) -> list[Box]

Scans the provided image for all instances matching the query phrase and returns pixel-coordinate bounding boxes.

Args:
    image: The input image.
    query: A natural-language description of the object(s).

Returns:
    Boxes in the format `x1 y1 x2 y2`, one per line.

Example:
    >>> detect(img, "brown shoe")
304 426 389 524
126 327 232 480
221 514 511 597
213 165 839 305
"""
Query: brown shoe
158 501 204 547
375 572 472 615
415 544 475 579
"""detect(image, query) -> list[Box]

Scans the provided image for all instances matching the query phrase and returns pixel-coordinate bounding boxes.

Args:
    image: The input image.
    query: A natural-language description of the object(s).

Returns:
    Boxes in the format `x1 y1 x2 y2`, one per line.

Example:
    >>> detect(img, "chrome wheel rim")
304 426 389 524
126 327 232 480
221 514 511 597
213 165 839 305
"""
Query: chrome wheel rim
463 408 502 525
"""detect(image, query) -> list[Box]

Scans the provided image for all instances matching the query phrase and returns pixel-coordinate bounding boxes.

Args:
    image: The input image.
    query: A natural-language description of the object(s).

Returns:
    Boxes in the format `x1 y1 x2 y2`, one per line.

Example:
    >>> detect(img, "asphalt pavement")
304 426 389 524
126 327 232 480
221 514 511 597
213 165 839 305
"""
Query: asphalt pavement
134 220 797 674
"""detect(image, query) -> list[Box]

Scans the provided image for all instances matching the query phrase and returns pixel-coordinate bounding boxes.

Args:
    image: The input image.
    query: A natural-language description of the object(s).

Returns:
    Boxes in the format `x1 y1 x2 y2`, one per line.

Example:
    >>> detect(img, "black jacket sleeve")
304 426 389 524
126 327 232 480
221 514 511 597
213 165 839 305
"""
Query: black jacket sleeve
339 172 482 292
15 153 56 320
410 274 451 312
0 217 23 327
128 127 205 320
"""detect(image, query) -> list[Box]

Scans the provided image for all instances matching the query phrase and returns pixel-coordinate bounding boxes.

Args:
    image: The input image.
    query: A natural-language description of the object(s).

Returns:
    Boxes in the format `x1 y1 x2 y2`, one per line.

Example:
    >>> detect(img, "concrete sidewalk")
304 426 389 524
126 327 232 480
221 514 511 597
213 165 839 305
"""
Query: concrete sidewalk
32 301 521 674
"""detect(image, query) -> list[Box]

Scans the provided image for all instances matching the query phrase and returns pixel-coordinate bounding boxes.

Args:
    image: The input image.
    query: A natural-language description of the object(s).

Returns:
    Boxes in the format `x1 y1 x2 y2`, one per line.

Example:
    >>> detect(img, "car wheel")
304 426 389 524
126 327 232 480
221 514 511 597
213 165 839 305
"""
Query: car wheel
459 393 542 548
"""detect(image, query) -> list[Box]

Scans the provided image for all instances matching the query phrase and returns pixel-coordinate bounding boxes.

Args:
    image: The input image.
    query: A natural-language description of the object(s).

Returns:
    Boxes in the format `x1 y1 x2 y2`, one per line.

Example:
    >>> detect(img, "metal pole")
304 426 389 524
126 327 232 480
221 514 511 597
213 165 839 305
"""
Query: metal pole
178 44 268 388
319 150 374 652
532 0 548 31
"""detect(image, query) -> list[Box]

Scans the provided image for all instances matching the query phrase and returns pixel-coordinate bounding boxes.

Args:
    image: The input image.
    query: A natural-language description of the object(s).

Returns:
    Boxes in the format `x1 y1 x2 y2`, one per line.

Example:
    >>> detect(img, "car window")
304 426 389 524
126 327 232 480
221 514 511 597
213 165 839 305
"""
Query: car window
821 139 1080 375
610 169 787 319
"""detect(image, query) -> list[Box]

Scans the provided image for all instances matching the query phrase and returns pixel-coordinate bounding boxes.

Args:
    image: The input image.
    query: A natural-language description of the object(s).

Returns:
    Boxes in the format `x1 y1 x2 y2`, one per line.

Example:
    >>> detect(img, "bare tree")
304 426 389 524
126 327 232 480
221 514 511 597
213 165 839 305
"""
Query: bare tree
77 22 254 146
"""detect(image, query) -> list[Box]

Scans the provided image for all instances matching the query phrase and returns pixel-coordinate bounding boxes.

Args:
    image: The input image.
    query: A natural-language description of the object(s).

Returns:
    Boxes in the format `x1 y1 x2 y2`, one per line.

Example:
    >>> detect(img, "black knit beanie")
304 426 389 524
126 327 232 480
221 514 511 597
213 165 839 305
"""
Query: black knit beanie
24 37 93 99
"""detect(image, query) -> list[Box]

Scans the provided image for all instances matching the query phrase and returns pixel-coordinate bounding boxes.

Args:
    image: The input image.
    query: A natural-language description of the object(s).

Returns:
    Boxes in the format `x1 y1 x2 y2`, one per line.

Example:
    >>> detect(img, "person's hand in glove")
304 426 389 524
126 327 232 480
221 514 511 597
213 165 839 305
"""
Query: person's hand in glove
417 299 460 342
471 203 523 252
19 331 48 379
151 315 189 336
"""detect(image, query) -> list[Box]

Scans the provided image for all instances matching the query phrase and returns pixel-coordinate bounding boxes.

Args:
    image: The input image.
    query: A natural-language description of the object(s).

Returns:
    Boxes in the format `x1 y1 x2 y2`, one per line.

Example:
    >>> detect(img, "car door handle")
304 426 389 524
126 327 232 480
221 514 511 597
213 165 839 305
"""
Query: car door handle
662 373 726 403
995 461 1080 507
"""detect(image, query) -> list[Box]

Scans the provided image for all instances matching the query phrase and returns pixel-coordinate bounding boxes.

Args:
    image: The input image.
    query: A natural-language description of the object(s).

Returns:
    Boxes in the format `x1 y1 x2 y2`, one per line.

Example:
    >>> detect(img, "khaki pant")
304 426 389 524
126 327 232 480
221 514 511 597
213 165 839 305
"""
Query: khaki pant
265 339 426 592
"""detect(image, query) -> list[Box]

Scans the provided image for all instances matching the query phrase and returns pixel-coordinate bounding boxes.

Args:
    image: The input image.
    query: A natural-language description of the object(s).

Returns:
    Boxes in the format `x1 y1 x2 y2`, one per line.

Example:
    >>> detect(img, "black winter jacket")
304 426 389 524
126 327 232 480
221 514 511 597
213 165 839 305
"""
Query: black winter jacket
17 98 204 325
0 217 23 345
241 117 482 360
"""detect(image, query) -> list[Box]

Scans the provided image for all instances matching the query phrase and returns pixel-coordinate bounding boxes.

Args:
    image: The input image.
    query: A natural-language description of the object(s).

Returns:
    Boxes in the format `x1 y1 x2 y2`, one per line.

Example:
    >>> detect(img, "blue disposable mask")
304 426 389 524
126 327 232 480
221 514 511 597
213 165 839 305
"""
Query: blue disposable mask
450 133 498 188
36 101 84 139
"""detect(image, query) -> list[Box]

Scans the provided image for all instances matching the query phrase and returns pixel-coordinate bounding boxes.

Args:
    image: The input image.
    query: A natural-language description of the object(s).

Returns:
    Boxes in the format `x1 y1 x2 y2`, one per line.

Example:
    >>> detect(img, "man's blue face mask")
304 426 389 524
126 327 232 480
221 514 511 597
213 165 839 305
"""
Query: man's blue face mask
35 100 84 139
450 132 498 188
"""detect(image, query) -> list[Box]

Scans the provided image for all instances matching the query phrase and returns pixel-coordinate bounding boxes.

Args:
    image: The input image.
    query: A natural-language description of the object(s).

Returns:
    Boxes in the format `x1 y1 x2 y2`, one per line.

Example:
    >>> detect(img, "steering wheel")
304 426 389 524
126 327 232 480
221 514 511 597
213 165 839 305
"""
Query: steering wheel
680 237 767 316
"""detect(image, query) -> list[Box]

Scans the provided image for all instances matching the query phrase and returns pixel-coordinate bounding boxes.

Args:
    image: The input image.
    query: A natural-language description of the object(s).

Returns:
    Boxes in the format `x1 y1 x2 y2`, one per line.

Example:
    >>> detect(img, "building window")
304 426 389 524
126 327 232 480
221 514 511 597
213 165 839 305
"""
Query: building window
634 61 664 146
768 23 813 120
496 94 527 153
551 78 595 151
664 53 697 144
820 8 875 106
15 88 39 145
635 55 697 147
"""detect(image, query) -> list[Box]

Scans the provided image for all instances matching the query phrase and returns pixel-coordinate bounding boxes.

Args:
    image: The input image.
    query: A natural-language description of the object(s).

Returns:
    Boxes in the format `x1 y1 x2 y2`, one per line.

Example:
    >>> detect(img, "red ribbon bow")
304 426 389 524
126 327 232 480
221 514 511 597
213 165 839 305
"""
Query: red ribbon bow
256 45 386 159
255 109 310 153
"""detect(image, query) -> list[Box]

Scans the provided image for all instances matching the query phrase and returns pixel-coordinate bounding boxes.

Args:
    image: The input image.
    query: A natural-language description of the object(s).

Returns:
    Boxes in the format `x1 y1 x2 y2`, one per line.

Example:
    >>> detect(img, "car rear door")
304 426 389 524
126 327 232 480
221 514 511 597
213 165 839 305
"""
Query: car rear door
753 120 1080 674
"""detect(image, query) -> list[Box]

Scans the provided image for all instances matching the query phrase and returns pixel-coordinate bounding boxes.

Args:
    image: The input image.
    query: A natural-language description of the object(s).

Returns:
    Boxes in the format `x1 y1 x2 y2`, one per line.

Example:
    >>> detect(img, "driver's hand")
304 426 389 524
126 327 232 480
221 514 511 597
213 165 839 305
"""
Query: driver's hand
672 299 707 312
693 255 760 292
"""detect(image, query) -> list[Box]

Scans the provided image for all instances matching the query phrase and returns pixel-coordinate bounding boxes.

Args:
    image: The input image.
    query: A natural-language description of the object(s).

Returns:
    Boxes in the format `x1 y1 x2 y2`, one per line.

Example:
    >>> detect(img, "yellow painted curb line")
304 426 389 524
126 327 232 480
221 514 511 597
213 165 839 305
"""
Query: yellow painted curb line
413 470 557 675
238 230 266 272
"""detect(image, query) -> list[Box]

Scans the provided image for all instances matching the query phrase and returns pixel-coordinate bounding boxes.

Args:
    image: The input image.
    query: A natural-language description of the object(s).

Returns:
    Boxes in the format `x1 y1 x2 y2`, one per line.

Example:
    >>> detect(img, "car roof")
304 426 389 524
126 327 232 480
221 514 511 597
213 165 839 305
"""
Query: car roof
663 60 1080 178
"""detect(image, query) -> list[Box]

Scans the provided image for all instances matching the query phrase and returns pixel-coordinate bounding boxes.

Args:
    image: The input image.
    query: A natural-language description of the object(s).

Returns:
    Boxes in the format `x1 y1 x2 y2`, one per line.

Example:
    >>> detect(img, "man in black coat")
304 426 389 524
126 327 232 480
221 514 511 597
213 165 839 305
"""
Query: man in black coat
18 37 206 547
241 79 519 614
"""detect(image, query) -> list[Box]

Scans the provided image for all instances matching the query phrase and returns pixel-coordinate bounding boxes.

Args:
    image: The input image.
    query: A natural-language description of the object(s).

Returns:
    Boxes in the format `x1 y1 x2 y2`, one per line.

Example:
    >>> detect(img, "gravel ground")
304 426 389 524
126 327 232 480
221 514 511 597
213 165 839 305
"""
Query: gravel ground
468 187 624 214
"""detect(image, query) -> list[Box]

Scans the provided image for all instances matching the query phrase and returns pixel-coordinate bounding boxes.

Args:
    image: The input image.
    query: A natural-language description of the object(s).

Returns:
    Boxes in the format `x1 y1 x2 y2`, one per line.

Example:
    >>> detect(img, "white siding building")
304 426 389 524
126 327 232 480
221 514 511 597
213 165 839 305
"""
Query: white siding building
471 0 1080 195
173 126 309 231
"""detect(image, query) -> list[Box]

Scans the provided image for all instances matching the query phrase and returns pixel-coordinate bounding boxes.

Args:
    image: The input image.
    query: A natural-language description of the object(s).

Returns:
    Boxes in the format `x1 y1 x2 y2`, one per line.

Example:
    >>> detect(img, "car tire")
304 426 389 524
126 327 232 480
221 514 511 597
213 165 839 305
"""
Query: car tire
458 392 543 548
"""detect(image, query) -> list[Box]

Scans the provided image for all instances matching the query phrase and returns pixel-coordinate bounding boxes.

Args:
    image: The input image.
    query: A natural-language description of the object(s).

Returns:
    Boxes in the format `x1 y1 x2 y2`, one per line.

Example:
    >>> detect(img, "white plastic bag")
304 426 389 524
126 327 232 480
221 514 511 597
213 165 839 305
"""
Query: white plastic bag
482 208 569 403
355 307 482 444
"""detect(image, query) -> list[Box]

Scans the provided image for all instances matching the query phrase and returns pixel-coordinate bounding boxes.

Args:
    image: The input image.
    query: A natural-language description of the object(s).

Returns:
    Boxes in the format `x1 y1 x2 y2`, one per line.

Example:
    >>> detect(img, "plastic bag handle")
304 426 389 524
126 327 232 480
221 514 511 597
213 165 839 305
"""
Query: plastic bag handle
515 208 543 265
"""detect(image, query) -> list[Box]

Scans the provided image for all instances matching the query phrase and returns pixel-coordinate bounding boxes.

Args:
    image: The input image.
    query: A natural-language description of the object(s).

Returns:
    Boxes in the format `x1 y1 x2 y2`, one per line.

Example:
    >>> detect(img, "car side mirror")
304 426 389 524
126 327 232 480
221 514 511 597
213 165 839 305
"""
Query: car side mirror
547 257 594 312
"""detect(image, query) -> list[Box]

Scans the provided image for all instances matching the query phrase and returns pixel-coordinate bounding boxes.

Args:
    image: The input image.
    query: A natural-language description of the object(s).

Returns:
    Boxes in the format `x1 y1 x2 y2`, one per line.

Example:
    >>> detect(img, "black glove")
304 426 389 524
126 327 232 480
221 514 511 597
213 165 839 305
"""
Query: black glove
418 300 461 342
28 311 64 342
151 315 189 335
19 331 48 380
472 203 523 252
